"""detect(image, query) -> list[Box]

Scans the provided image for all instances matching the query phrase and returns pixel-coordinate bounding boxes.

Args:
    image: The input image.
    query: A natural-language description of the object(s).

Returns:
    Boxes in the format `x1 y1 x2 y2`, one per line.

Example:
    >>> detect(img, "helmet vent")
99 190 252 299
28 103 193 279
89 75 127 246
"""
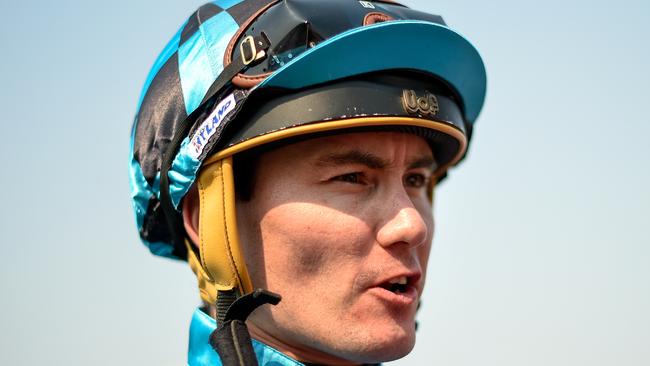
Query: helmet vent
363 12 394 25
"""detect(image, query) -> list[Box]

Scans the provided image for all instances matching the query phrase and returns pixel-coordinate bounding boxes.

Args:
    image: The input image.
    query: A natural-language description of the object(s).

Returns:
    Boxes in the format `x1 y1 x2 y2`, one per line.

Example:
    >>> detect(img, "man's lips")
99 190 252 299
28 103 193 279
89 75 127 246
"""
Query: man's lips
366 271 422 307
368 283 419 307
372 271 422 290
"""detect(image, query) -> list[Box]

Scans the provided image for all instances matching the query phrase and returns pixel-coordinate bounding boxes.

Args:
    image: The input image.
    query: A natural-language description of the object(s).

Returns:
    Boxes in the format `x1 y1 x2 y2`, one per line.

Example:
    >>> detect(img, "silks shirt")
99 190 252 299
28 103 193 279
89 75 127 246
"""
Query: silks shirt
188 309 304 366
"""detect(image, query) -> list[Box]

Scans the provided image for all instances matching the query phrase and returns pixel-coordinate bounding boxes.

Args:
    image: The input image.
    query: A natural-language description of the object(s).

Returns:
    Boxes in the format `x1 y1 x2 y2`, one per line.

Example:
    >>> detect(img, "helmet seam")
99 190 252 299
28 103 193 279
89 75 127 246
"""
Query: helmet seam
221 159 244 291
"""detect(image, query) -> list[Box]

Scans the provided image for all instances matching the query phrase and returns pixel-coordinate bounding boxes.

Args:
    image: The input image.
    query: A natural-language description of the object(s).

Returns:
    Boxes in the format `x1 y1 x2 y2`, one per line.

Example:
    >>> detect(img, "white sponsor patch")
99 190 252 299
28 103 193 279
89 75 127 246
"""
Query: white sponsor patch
359 1 375 9
189 93 237 158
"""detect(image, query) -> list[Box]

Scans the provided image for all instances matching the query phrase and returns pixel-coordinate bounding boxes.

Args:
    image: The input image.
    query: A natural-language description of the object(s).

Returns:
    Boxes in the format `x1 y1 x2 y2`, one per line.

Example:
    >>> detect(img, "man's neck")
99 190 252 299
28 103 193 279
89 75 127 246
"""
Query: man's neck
246 321 362 366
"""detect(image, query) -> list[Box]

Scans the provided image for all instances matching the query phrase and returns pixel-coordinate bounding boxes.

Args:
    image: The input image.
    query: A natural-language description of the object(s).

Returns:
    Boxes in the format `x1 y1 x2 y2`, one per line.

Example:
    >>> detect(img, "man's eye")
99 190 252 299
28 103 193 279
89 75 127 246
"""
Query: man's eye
405 173 428 188
333 173 361 184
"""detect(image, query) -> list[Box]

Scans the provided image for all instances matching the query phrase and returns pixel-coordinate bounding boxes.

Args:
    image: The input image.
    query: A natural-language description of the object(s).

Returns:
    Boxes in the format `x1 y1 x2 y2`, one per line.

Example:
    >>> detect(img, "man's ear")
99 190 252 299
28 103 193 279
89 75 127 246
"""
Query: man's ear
182 186 200 249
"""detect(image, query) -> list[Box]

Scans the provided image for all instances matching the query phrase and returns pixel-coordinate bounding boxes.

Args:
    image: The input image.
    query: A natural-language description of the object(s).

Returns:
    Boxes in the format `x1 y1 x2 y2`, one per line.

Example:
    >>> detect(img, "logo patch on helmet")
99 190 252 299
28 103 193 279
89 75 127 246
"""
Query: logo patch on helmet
359 1 375 9
190 93 237 158
402 89 439 117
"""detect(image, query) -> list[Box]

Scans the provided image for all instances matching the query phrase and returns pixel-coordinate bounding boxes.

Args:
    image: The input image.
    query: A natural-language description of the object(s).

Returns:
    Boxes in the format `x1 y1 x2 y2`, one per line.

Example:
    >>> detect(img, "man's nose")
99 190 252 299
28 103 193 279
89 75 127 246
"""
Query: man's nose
375 190 429 249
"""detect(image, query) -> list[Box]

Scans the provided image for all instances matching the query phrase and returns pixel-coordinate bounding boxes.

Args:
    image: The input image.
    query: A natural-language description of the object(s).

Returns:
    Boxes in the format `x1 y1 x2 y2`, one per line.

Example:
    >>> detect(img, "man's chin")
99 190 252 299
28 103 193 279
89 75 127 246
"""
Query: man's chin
332 323 417 364
252 309 417 364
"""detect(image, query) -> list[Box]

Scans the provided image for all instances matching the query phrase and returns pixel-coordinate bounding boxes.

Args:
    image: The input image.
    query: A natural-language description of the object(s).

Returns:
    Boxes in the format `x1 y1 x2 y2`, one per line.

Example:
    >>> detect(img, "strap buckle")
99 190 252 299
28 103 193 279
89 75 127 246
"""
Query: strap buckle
240 33 270 66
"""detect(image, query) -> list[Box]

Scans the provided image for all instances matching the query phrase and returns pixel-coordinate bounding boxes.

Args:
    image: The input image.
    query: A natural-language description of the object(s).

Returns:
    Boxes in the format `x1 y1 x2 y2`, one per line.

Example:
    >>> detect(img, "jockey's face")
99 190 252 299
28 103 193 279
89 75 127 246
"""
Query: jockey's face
237 131 435 364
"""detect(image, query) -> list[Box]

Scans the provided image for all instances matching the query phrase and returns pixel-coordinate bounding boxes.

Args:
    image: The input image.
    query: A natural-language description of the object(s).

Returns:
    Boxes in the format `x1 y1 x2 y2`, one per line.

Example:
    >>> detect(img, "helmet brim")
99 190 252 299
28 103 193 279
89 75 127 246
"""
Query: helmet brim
258 20 487 124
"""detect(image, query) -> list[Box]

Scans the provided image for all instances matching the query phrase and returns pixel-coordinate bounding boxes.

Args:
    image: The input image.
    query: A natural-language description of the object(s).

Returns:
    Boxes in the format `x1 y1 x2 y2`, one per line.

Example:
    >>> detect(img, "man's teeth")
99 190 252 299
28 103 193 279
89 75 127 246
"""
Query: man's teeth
389 276 408 285
385 276 409 293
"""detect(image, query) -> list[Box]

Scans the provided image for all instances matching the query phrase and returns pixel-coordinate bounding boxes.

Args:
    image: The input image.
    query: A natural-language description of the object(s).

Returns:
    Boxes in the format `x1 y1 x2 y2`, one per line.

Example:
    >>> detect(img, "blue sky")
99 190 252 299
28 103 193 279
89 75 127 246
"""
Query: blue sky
1 0 648 364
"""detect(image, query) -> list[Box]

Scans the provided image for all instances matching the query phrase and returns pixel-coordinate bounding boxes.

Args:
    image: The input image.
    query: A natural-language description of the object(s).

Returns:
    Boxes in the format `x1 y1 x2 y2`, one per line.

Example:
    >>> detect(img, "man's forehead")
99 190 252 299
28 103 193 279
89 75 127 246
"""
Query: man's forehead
293 131 435 168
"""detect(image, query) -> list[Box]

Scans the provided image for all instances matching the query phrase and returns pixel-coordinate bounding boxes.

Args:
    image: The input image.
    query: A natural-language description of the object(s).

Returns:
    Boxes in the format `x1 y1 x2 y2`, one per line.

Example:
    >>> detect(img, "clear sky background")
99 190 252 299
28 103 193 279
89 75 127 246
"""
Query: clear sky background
1 0 648 365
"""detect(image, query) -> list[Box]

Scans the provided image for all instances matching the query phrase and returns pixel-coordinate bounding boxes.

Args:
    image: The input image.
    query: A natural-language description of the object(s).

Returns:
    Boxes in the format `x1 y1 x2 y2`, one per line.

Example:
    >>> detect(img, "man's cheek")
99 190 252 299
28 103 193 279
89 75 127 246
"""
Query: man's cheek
294 244 328 276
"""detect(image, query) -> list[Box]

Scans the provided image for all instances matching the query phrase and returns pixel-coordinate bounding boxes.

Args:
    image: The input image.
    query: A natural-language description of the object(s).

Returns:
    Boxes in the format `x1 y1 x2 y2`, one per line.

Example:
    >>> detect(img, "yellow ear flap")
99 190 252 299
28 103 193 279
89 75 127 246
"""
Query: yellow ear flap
194 157 253 304
185 239 217 304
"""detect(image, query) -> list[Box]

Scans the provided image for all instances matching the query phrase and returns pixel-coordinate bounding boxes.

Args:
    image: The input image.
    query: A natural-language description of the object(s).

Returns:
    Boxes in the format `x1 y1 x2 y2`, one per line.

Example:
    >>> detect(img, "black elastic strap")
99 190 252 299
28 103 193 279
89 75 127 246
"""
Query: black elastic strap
210 289 281 366
216 289 239 327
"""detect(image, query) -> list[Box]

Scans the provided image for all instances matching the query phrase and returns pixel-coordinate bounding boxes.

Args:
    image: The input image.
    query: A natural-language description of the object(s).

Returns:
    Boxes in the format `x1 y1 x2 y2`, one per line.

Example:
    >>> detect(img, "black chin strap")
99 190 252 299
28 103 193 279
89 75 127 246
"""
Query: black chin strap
210 289 281 366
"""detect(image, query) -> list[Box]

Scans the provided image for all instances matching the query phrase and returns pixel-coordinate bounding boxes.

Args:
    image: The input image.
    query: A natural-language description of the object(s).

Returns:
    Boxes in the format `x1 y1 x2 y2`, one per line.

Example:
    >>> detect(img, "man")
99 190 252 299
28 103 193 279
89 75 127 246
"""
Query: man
129 0 486 365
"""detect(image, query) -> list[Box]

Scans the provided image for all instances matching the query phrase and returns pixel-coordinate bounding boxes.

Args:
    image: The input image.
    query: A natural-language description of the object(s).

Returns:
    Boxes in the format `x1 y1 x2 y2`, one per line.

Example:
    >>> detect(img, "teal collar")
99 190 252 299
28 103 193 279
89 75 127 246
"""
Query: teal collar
188 308 304 366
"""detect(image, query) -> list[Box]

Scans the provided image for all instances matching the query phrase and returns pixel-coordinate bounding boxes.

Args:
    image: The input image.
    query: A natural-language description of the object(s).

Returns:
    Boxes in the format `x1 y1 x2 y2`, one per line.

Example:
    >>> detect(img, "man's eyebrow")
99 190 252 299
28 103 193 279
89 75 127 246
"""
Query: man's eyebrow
314 151 436 170
315 150 388 169
408 156 437 170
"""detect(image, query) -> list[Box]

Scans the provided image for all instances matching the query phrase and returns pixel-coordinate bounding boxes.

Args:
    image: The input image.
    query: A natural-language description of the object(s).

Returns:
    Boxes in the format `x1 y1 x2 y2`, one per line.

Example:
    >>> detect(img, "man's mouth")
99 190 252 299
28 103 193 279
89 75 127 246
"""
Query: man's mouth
381 276 409 294
370 273 421 306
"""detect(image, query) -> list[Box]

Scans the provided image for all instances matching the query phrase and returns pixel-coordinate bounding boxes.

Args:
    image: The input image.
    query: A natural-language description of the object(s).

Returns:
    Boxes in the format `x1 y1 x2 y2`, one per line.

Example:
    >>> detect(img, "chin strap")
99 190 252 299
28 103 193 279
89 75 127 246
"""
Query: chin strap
210 289 282 366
